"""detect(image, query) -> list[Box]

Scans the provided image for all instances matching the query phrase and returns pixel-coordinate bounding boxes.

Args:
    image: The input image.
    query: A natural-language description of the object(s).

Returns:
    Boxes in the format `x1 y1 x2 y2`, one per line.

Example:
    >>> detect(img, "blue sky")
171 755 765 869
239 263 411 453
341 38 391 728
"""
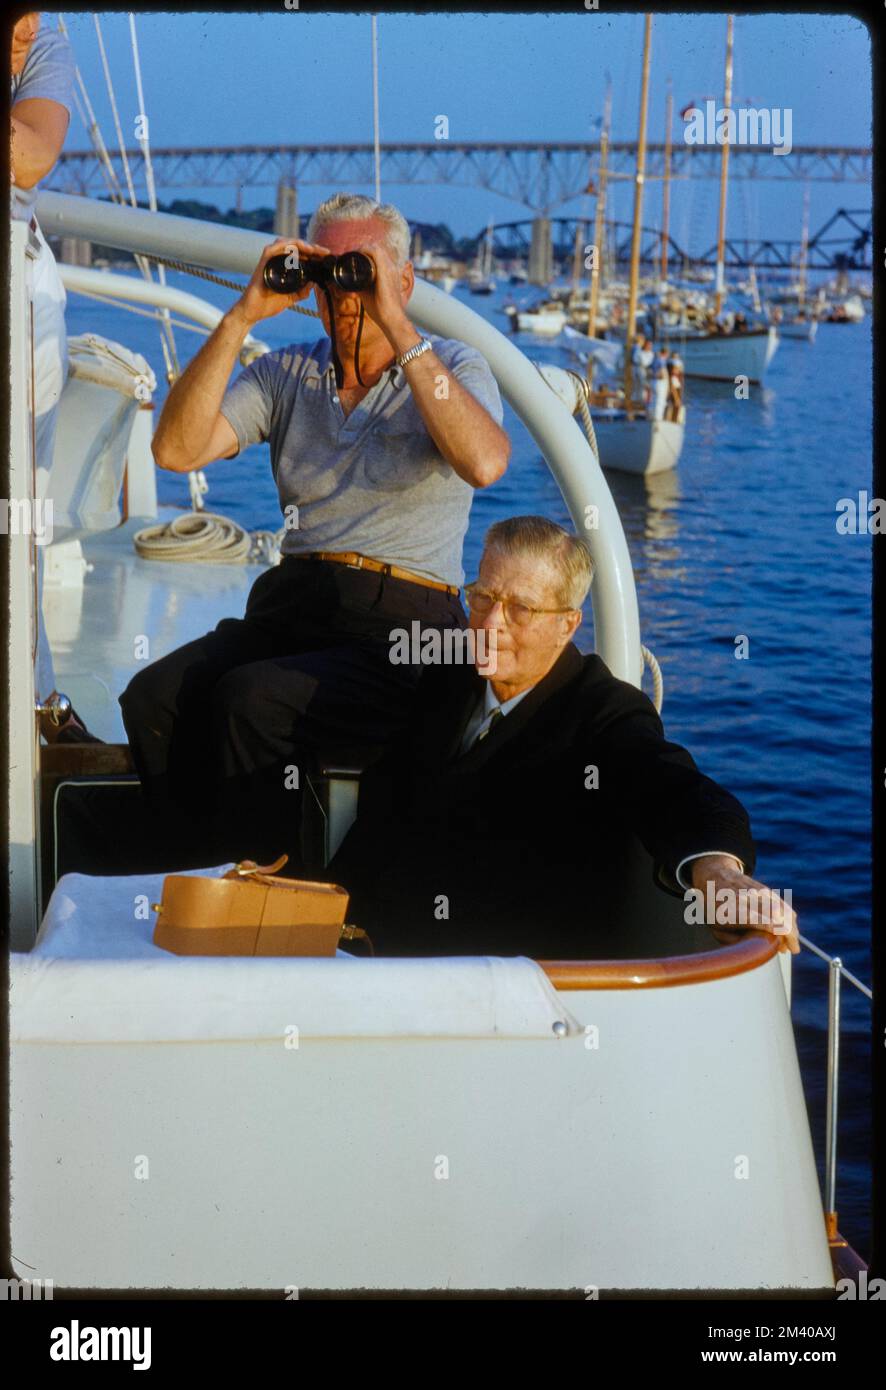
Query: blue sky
52 9 871 250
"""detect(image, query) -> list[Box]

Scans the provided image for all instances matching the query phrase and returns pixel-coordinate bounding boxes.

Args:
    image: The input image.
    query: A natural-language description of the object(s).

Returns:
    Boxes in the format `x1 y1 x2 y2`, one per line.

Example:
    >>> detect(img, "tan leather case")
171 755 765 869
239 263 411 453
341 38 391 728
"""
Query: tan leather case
152 864 350 957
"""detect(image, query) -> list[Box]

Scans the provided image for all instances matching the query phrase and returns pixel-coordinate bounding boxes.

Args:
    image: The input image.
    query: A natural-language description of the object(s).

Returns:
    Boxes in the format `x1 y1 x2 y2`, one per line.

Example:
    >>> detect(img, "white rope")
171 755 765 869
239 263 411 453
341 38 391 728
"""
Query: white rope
133 511 286 565
640 644 663 712
571 378 600 463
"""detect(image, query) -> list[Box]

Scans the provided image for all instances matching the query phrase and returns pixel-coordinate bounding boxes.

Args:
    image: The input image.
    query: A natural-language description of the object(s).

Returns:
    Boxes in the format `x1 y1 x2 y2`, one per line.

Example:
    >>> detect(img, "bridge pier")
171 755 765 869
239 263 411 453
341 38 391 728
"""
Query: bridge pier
60 236 92 267
528 216 552 285
275 178 299 239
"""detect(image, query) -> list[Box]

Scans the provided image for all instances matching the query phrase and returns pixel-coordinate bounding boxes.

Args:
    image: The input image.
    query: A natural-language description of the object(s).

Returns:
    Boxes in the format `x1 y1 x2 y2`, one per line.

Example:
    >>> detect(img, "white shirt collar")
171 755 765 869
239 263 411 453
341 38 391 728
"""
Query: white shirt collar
483 681 536 718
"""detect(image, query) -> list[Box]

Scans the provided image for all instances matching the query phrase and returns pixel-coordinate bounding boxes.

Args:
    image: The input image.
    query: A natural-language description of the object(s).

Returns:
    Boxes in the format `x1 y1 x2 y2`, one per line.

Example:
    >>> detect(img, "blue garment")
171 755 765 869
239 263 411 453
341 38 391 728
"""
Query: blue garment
220 332 504 588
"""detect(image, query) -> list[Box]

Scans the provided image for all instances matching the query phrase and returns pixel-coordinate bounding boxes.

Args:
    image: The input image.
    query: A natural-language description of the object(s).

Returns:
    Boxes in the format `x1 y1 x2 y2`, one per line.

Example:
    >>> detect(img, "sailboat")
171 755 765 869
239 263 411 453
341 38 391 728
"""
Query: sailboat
515 297 568 335
769 187 818 342
7 14 867 1294
467 220 496 293
547 15 685 476
658 15 779 383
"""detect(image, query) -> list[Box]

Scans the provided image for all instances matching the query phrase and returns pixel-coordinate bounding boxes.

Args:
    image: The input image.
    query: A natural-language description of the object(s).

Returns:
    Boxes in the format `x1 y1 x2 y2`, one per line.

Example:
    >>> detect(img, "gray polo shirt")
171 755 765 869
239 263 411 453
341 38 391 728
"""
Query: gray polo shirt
219 332 504 588
11 26 75 223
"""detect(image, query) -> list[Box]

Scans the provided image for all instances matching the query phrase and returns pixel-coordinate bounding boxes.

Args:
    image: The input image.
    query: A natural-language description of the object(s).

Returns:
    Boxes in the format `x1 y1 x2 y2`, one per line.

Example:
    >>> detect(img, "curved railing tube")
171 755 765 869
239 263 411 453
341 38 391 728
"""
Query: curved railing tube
36 189 642 685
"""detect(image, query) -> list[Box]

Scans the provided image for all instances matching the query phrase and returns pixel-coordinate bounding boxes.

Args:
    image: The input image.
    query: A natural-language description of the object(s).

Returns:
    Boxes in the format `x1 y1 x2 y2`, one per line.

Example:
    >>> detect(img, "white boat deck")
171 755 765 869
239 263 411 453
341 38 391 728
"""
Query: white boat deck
43 506 267 743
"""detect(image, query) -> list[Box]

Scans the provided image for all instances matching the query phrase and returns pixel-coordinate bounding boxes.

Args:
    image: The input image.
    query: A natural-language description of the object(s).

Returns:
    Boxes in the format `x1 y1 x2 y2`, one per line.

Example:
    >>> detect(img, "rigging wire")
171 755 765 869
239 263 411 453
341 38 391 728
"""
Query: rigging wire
90 15 175 384
128 11 180 379
93 15 136 204
63 288 224 338
57 15 176 383
57 15 127 204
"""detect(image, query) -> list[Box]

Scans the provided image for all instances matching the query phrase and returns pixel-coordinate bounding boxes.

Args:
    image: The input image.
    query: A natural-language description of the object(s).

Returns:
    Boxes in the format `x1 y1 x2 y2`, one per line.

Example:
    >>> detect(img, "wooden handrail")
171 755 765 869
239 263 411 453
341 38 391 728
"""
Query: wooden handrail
538 931 780 990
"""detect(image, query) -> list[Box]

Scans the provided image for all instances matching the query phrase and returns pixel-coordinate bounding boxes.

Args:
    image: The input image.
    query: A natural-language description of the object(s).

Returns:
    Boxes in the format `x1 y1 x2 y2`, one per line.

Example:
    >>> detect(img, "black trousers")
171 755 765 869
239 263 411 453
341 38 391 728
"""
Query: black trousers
118 557 466 866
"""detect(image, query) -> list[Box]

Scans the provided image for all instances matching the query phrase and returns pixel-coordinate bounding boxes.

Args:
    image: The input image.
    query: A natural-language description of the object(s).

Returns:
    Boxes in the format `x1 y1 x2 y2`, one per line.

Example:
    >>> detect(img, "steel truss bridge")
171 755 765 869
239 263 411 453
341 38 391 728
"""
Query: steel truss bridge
51 139 872 209
489 208 872 273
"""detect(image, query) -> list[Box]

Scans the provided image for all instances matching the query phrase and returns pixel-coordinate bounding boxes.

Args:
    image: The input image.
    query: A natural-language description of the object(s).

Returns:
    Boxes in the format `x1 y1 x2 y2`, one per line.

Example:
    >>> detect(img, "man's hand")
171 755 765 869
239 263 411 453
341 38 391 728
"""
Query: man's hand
690 854 800 955
352 240 414 347
234 237 332 328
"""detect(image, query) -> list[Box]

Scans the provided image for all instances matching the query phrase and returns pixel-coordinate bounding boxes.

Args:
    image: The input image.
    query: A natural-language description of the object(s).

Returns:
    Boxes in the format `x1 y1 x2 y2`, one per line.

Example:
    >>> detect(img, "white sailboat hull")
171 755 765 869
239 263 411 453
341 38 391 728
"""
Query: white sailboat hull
825 295 865 323
779 319 818 342
593 416 685 476
664 327 778 383
516 309 567 336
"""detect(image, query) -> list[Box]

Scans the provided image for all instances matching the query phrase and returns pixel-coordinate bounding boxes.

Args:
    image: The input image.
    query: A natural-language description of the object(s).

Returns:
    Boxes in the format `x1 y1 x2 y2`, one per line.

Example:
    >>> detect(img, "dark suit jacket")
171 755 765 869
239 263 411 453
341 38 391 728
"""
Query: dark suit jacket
329 642 756 959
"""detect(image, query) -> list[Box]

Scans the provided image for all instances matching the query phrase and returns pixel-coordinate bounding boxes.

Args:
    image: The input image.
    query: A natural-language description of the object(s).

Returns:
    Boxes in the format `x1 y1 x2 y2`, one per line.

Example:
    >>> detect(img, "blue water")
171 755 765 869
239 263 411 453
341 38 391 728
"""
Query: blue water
65 270 873 1260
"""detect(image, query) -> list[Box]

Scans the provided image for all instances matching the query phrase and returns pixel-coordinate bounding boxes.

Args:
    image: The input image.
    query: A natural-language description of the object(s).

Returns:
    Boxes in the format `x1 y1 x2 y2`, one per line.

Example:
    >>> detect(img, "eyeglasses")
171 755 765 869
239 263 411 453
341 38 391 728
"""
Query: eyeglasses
463 582 575 628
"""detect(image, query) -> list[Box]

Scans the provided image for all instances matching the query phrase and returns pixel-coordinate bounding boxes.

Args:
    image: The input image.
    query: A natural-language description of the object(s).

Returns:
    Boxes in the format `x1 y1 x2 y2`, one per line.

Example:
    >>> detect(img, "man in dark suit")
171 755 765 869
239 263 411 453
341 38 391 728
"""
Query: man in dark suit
329 515 799 959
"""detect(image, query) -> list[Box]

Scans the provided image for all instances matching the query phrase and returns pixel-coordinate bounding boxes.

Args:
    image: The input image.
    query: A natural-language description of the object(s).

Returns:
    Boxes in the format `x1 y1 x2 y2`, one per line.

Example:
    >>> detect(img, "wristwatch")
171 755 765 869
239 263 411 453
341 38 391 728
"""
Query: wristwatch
395 337 432 368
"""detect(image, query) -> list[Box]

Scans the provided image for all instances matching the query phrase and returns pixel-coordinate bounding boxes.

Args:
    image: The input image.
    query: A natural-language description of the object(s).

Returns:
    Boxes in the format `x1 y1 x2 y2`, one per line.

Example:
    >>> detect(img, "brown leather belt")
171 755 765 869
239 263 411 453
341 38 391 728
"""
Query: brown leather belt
301 550 460 597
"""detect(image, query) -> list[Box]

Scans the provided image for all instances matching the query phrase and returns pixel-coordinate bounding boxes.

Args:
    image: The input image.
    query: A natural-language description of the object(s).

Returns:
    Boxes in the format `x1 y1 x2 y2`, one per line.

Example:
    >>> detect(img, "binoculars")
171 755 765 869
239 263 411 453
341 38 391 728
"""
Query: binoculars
263 249 376 296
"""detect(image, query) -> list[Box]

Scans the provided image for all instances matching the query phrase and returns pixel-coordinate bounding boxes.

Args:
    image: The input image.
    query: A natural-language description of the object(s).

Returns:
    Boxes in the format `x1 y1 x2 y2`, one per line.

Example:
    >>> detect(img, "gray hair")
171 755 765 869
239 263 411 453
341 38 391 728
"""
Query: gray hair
483 515 594 610
306 192 411 267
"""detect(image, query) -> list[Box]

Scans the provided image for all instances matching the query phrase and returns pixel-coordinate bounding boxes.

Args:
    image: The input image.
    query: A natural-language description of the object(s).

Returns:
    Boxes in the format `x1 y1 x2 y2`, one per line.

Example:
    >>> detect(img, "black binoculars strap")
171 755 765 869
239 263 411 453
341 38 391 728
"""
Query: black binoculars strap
322 285 368 390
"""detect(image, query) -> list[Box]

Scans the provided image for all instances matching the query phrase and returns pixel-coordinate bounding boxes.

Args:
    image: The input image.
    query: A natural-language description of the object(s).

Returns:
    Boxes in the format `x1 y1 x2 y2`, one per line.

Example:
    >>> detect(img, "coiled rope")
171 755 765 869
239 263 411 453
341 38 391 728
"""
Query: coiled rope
133 511 286 565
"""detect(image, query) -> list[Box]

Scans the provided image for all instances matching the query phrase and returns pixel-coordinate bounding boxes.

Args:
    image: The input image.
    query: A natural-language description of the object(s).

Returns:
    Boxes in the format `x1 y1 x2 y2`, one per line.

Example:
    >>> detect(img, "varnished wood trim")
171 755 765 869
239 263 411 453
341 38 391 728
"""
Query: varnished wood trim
538 933 780 989
41 743 136 777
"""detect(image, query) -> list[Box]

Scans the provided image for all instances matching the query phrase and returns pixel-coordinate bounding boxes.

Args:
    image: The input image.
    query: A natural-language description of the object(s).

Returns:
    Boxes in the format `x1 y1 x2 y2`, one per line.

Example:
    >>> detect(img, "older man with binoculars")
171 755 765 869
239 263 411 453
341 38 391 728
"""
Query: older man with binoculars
119 191 510 869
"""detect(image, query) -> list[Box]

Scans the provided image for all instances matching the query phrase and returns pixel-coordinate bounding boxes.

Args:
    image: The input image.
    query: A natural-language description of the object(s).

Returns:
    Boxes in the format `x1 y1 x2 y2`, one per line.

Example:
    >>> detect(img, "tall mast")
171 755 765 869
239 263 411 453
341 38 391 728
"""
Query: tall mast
798 184 810 307
623 13 653 414
660 78 673 287
371 15 381 202
587 76 612 340
571 221 584 302
714 13 734 317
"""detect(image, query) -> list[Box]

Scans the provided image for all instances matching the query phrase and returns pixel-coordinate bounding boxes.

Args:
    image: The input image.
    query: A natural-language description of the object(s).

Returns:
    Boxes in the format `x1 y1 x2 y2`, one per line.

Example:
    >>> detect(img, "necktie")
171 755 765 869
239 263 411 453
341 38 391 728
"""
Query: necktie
473 706 503 748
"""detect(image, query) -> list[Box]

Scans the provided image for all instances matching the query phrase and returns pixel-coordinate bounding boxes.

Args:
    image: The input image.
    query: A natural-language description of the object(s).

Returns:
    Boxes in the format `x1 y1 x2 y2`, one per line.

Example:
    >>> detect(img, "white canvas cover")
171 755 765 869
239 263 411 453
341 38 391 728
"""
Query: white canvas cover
11 865 582 1043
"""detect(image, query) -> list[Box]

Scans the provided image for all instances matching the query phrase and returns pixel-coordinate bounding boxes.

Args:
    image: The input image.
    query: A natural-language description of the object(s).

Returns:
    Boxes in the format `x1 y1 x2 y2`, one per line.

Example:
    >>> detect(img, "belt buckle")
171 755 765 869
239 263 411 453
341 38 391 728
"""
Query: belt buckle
345 555 364 570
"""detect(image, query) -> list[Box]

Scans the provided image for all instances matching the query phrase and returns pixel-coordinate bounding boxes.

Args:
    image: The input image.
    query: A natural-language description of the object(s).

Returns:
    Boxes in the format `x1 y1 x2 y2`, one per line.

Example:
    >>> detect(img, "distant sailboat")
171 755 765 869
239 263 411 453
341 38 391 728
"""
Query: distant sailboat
770 188 818 342
468 222 496 294
591 15 684 476
515 300 568 335
659 15 779 384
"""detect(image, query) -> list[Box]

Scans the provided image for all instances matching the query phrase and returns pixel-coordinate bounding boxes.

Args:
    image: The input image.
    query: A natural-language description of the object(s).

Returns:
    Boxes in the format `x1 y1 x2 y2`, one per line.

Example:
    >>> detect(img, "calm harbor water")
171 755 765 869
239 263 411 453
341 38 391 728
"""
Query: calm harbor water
64 268 873 1259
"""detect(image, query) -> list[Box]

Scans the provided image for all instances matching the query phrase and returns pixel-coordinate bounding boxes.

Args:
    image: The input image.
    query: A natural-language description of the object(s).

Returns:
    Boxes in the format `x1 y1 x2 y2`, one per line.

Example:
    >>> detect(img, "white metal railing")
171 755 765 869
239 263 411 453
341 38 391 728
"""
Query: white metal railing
797 932 872 1240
